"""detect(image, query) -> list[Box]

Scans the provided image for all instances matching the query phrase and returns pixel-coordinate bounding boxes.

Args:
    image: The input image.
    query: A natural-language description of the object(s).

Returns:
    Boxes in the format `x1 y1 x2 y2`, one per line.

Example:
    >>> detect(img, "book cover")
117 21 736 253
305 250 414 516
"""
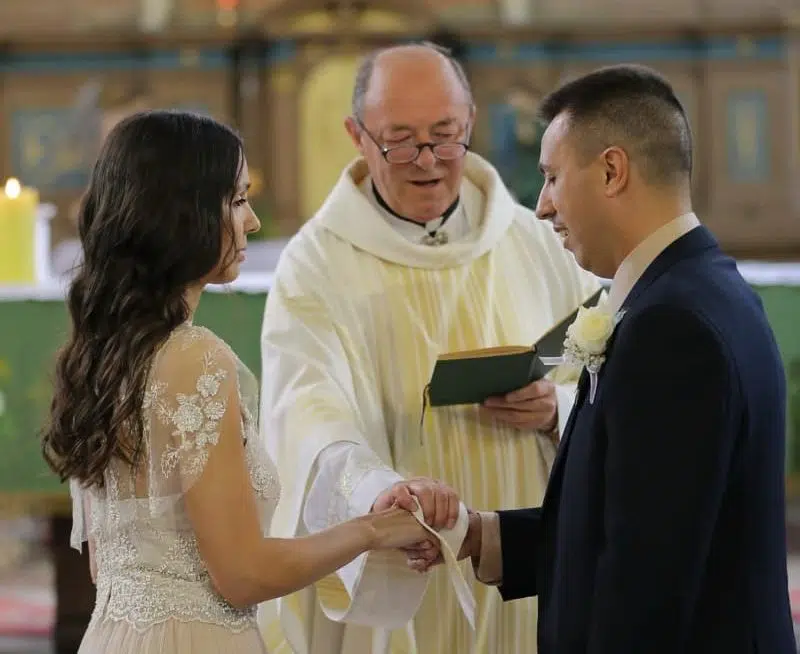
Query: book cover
425 288 603 407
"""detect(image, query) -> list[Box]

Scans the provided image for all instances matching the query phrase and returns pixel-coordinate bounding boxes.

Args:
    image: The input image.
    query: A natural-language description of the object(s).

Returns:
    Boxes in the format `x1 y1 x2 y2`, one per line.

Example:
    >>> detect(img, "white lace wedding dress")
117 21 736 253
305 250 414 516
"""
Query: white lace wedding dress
69 324 281 653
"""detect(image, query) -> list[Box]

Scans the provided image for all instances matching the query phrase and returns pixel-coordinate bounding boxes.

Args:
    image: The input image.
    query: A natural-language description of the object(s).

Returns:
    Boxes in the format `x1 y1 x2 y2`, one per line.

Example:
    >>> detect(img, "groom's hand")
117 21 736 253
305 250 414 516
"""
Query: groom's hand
481 379 558 432
407 508 483 573
371 477 460 530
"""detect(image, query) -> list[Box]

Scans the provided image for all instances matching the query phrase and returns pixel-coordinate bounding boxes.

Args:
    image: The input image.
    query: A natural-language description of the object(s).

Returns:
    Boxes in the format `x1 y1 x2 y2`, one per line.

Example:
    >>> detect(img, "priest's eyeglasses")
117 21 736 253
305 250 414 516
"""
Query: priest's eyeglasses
357 119 471 165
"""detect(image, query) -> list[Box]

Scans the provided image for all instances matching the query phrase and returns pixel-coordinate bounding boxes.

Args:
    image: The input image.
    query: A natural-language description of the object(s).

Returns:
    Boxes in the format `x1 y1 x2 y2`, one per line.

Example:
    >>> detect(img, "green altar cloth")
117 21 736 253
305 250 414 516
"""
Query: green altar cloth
0 289 267 514
2 276 800 513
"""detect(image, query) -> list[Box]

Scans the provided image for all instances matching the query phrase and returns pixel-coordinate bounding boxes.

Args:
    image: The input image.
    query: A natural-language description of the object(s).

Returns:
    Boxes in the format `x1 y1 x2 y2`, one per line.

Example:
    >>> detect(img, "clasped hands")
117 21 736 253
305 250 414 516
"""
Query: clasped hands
370 477 459 571
371 379 558 571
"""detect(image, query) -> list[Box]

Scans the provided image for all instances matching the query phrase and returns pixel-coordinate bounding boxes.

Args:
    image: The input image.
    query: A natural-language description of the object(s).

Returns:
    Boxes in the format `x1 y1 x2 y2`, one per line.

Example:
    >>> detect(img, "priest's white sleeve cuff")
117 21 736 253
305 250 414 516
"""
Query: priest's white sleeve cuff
304 445 431 629
348 468 405 517
303 441 402 533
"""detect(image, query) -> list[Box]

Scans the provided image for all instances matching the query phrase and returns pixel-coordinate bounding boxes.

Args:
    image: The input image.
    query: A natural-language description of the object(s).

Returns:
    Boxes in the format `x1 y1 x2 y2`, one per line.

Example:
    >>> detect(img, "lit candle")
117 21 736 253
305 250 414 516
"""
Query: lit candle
0 178 39 285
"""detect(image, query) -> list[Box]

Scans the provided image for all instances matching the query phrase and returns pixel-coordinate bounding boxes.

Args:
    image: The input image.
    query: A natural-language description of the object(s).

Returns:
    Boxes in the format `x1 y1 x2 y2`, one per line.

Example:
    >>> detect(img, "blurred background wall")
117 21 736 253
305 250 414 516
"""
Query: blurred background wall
2 0 800 652
1 0 799 257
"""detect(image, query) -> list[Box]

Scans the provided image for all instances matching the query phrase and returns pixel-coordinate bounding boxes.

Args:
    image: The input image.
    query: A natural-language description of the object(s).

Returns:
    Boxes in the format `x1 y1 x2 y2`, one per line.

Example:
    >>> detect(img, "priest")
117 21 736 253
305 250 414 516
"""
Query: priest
258 43 601 654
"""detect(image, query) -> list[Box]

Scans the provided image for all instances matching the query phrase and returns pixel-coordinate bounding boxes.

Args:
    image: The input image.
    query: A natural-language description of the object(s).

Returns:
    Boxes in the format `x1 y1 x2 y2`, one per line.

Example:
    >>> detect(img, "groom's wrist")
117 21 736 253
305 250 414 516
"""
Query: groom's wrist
461 509 482 561
472 511 503 585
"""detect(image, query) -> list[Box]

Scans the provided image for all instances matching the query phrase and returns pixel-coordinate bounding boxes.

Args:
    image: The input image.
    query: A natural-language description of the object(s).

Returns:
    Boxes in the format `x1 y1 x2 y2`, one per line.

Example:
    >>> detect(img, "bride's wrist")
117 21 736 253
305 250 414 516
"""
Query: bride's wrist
352 513 380 551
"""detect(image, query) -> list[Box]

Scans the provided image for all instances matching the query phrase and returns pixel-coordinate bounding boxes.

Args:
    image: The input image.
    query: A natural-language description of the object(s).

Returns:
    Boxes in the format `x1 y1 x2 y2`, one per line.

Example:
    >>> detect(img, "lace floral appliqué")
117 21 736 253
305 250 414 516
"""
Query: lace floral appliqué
81 326 281 635
160 354 228 480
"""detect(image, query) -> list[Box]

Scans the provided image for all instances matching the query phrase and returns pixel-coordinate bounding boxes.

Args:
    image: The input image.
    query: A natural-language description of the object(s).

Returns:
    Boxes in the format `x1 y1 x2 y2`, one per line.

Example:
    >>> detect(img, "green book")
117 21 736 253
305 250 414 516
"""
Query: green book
425 289 603 407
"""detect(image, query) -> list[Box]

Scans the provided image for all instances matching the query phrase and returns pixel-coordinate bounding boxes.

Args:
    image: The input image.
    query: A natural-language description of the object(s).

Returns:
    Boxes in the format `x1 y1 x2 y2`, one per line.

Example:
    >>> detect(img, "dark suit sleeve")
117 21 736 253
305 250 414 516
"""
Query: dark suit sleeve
587 304 735 654
496 507 542 600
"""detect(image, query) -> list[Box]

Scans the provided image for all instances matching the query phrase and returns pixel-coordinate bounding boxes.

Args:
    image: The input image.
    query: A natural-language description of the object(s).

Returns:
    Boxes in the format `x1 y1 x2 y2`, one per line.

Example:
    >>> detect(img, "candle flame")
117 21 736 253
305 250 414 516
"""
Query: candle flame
4 178 21 199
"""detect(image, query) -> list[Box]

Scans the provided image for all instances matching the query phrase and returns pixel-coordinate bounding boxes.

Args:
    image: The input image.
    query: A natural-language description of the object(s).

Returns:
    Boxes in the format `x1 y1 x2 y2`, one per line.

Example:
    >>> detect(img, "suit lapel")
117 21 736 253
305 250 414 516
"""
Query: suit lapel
559 371 588 448
544 370 589 504
542 313 625 505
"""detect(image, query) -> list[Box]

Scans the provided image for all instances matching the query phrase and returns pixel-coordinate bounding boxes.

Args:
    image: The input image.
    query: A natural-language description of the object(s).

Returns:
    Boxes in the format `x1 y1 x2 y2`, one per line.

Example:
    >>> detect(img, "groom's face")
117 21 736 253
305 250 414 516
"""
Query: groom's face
535 113 611 277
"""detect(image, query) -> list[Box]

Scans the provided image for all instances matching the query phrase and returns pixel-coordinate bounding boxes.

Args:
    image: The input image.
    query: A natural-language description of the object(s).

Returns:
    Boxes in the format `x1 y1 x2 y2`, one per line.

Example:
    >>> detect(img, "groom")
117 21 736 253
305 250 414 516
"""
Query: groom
412 64 796 652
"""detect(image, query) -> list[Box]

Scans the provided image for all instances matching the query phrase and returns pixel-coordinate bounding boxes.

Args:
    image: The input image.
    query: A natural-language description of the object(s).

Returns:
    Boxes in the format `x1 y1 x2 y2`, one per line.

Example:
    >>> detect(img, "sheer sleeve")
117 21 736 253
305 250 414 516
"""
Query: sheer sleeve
143 326 244 504
69 477 89 552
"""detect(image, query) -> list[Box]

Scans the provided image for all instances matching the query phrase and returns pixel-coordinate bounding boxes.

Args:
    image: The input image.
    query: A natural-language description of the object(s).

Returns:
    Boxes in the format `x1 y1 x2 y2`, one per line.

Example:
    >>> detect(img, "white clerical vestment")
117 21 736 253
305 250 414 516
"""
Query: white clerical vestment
257 152 601 654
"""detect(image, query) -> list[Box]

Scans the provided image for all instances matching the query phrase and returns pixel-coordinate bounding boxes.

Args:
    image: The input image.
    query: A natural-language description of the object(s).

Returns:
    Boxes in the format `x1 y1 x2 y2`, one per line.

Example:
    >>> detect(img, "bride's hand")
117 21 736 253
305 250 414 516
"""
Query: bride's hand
366 506 436 551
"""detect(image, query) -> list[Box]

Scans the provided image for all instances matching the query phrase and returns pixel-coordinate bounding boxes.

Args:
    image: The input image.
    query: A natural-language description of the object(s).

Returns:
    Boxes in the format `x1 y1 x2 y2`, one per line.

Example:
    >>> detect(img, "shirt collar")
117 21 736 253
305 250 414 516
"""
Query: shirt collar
607 212 700 314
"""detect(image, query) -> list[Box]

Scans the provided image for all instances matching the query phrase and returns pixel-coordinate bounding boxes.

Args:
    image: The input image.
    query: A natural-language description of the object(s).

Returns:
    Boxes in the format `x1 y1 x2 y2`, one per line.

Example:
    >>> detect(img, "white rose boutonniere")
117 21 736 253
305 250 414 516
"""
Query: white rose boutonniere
563 304 621 404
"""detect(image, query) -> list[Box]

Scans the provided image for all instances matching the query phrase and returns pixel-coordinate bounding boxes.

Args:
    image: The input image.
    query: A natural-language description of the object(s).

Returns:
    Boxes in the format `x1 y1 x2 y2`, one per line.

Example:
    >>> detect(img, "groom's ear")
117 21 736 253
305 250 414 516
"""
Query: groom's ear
601 146 629 198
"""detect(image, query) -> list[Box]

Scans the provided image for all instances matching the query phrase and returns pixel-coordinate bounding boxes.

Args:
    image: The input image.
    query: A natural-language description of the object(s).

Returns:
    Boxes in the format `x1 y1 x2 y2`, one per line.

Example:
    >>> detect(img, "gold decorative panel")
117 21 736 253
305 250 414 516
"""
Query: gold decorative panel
299 55 362 219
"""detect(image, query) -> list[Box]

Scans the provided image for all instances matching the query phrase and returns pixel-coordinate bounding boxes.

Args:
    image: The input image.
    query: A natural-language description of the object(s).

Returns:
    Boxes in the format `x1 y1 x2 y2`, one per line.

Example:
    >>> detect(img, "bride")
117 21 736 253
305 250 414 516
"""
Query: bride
41 110 434 653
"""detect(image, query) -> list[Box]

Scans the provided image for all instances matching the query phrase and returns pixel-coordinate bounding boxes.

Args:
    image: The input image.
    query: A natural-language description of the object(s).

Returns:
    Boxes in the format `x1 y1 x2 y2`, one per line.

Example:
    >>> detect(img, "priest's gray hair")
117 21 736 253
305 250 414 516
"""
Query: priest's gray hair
351 42 472 120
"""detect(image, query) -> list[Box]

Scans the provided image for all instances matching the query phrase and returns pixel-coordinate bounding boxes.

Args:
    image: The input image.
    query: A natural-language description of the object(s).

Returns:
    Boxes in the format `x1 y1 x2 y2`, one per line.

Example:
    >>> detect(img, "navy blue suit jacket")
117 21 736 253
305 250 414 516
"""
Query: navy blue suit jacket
497 227 795 653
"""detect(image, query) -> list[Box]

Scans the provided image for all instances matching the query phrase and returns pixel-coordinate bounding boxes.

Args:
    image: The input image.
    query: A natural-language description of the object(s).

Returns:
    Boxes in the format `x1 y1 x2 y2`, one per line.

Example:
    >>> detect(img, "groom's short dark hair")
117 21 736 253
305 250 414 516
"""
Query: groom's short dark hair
539 64 692 186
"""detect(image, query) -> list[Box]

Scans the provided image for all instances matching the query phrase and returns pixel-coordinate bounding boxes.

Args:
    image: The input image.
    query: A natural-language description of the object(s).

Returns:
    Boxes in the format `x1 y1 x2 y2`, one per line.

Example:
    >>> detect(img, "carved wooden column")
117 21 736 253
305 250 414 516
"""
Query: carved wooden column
269 55 301 234
0 43 7 183
786 16 800 214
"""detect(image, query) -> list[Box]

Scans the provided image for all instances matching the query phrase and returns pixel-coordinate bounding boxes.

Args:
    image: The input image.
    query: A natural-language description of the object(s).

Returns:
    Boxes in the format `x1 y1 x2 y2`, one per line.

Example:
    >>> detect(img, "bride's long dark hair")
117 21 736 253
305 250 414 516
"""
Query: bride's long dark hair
42 110 243 488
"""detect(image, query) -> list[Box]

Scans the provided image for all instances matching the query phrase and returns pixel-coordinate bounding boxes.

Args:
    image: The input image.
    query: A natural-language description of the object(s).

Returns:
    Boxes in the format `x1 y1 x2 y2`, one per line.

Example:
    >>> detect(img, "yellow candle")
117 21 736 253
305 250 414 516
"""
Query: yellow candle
0 178 39 285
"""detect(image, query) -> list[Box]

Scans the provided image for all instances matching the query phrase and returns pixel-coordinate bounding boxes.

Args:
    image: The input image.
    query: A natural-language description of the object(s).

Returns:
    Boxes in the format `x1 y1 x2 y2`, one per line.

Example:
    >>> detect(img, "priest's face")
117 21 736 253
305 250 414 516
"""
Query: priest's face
536 112 616 277
346 57 474 223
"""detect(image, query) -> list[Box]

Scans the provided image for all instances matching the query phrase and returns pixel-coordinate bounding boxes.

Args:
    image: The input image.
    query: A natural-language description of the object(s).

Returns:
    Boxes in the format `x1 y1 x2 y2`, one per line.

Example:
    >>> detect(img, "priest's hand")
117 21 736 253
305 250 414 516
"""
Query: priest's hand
371 477 460 530
481 378 558 432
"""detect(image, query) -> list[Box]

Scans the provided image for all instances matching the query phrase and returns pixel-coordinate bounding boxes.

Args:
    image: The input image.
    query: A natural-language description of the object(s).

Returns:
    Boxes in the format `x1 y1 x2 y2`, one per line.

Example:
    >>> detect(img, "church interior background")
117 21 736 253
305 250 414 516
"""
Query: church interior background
1 0 800 651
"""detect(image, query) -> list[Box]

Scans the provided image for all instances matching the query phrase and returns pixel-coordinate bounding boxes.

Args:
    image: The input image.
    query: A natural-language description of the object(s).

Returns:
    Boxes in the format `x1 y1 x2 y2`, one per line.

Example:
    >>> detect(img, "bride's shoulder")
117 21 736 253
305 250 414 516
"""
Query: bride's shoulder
167 323 232 353
155 323 239 374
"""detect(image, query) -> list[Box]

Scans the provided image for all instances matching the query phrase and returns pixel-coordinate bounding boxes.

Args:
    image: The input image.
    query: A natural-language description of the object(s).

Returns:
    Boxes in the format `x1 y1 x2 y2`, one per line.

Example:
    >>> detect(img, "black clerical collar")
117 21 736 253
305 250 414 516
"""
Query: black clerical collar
371 182 460 234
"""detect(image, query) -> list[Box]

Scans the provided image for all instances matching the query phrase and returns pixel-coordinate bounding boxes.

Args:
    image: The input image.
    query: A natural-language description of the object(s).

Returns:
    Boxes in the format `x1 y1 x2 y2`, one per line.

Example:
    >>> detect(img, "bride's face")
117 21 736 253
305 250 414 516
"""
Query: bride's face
209 157 260 285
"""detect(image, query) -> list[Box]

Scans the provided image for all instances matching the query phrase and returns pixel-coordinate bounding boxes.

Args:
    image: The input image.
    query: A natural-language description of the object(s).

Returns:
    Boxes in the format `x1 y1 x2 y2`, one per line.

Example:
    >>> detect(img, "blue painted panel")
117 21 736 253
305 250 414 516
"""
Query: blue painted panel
725 89 770 183
0 37 785 73
486 102 544 210
0 36 785 74
269 40 295 62
10 109 91 190
466 37 785 64
0 39 296 74
10 103 214 191
488 103 518 177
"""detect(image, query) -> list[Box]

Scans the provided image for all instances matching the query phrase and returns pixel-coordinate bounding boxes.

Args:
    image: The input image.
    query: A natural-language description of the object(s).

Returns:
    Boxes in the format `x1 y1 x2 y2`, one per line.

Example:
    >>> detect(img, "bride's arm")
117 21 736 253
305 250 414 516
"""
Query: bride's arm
178 348 428 609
